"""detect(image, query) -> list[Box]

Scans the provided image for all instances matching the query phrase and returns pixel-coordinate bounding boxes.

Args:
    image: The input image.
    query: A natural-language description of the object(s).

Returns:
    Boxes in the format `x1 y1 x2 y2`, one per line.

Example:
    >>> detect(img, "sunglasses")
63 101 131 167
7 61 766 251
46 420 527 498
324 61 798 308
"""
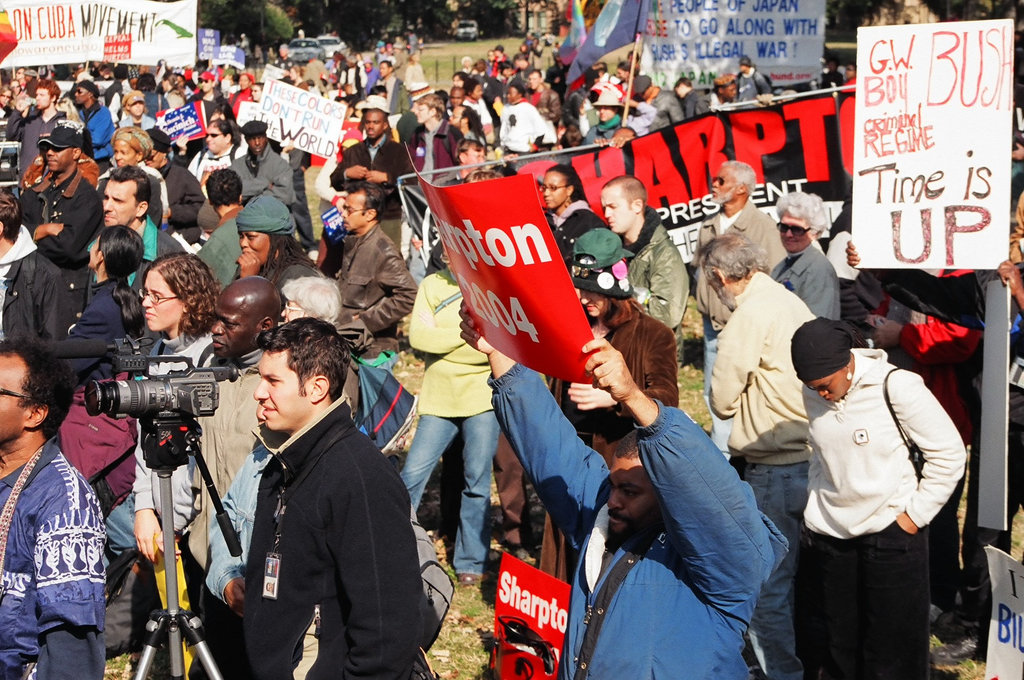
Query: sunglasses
777 222 810 236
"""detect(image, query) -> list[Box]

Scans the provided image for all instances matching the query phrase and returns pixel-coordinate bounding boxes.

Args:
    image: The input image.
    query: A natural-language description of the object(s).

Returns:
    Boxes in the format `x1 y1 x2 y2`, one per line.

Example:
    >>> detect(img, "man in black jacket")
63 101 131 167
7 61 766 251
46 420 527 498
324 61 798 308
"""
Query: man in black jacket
244 319 422 680
146 128 205 242
20 121 102 332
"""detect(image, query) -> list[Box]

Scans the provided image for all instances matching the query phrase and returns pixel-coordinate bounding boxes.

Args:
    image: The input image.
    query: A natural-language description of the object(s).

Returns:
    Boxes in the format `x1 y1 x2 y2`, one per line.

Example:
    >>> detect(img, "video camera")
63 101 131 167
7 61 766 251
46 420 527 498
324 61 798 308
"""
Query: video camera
83 338 238 420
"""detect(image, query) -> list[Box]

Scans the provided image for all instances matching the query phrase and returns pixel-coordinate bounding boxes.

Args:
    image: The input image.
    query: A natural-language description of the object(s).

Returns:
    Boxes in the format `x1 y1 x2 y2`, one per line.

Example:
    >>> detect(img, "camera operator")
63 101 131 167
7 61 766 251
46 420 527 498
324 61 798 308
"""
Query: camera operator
187 276 280 679
124 254 219 565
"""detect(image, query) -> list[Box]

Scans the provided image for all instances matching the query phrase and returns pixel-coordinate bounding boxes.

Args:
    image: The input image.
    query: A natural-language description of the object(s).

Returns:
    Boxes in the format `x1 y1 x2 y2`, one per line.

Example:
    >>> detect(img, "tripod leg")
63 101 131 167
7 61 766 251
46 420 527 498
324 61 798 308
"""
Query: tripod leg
133 613 169 680
178 610 225 680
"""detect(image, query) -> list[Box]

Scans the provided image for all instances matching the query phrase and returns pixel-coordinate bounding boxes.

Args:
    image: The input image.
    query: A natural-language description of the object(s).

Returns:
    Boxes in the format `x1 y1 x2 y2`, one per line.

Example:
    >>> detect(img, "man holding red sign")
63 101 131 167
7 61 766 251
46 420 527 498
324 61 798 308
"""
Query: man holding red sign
461 311 787 679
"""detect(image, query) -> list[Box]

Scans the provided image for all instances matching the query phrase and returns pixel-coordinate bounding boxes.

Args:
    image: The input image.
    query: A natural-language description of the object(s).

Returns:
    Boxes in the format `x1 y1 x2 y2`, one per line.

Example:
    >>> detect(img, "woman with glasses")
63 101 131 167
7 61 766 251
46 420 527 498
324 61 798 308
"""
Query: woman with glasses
540 164 606 270
539 228 679 580
130 253 219 564
772 191 841 319
186 119 243 187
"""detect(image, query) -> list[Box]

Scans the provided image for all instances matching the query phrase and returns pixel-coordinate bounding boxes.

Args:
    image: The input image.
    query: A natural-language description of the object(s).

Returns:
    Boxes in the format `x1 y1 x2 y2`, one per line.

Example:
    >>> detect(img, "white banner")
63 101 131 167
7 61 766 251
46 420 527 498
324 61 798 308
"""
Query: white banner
851 20 1013 270
985 546 1024 679
641 0 825 89
3 0 197 67
236 79 348 158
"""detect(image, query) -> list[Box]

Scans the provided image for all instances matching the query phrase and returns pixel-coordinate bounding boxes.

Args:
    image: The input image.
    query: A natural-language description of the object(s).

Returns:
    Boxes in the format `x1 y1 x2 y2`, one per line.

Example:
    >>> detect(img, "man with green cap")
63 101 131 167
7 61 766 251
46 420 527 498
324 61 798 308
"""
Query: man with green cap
235 195 318 292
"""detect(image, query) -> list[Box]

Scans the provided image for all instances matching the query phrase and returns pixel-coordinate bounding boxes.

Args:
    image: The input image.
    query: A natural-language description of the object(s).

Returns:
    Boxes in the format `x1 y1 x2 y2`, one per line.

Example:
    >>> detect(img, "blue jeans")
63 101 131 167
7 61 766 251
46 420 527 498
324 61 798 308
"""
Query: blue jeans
402 412 499 575
104 493 136 565
745 461 808 680
702 315 733 456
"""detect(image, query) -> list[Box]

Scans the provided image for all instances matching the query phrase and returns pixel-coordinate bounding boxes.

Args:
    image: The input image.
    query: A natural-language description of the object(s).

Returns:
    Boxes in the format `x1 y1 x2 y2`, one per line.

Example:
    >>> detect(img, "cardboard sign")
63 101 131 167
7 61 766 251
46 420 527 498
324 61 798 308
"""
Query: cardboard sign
236 79 347 158
985 546 1024 678
102 32 130 61
4 0 197 67
156 102 206 141
261 63 287 82
494 553 571 673
641 0 826 88
419 174 594 384
852 20 1013 270
197 27 218 59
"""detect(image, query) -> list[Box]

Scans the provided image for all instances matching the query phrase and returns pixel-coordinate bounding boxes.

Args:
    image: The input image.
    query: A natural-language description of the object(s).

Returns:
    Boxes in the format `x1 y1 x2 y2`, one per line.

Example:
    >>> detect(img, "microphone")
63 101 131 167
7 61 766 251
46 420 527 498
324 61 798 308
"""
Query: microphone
50 338 116 359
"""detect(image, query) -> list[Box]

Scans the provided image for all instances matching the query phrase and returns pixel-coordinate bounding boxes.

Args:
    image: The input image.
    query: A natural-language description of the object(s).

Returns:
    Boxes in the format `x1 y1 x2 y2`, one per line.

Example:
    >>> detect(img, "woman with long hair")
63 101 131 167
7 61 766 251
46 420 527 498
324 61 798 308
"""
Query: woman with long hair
67 225 144 384
540 164 606 269
131 253 219 563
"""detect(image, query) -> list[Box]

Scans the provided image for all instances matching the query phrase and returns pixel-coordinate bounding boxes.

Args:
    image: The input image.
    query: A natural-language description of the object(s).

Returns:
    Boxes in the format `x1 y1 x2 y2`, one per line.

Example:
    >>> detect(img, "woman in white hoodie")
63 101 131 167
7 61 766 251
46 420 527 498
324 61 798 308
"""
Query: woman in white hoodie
790 318 966 680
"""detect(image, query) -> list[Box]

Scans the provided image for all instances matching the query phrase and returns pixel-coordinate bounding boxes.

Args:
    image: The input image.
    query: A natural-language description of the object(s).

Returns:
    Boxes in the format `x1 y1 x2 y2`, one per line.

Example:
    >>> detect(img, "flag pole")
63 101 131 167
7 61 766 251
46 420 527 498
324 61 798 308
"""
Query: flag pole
621 30 644 126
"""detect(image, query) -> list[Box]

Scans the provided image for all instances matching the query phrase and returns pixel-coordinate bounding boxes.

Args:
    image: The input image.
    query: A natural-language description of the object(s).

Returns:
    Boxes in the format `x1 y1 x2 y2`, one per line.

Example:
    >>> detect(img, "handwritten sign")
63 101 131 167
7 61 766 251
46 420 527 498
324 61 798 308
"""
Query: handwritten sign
641 0 825 88
852 20 1012 270
236 79 347 157
493 553 570 677
419 173 594 383
4 0 197 67
102 33 130 61
197 28 219 59
985 546 1024 679
156 102 206 141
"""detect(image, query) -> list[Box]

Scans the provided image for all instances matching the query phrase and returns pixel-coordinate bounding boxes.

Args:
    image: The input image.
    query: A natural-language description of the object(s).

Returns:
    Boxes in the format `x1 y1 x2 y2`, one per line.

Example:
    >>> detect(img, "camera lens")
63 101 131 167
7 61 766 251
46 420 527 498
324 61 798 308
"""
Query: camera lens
84 380 119 416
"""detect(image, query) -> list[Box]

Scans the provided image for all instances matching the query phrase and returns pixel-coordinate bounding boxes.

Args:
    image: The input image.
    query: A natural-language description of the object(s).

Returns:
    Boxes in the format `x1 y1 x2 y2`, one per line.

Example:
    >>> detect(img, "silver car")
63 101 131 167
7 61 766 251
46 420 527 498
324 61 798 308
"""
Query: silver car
455 20 478 41
288 38 325 63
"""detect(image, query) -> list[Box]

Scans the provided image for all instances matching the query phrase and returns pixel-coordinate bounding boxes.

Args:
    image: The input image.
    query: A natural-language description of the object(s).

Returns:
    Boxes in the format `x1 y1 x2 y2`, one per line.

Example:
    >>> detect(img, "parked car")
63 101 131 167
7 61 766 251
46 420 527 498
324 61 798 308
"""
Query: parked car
455 20 478 41
317 35 348 56
288 38 325 62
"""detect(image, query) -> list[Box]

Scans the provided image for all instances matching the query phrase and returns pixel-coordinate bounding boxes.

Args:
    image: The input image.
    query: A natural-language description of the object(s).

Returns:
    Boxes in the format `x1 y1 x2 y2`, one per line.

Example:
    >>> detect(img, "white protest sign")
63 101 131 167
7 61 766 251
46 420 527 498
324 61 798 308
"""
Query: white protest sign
261 64 287 82
641 0 825 89
985 546 1024 678
236 79 347 157
4 0 197 67
851 20 1013 270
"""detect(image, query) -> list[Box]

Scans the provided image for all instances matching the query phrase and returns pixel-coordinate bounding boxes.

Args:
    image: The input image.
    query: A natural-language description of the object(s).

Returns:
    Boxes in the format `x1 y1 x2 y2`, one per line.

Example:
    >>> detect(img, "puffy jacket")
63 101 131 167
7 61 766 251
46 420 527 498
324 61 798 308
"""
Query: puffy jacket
626 208 687 332
492 363 786 679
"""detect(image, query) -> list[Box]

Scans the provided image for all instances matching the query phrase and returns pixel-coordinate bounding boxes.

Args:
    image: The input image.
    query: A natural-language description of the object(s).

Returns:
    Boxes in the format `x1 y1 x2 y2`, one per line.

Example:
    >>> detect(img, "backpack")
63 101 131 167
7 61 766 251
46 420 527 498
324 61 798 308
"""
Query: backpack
104 548 162 658
353 352 417 455
411 508 454 651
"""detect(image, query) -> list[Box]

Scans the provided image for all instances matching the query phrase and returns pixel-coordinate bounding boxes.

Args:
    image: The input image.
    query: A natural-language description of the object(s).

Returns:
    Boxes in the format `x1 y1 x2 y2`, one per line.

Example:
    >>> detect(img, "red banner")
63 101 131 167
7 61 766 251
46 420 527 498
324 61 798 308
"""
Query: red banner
493 553 571 679
419 174 594 383
102 33 131 62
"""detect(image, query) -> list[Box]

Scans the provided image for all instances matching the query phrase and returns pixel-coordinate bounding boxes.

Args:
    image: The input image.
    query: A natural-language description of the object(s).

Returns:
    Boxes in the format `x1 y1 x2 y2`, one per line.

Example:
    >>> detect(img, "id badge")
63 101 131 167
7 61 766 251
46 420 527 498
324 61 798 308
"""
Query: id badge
262 552 281 600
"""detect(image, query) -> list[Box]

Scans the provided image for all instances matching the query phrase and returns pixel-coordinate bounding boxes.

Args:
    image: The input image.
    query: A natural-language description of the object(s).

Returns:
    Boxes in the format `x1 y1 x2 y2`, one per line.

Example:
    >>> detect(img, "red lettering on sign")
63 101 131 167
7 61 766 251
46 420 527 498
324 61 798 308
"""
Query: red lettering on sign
729 110 786 181
674 116 727 199
784 97 836 182
631 133 690 207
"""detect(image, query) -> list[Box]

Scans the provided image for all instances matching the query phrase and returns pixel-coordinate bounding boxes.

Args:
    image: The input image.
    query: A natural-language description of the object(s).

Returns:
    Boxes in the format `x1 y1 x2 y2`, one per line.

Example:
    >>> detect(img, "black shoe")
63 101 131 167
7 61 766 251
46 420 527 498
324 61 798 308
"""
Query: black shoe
931 635 979 666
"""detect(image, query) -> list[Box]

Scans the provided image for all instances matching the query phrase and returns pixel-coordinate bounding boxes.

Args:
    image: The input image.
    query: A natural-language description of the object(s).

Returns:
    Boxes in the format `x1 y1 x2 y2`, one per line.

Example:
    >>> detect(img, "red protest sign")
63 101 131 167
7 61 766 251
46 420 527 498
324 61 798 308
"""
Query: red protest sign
492 552 570 679
419 174 593 383
103 34 132 62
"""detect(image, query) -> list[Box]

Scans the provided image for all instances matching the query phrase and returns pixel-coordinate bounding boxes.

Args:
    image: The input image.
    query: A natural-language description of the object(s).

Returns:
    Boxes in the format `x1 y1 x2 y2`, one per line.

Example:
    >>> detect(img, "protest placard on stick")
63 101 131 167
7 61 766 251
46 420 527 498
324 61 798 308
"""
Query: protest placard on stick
852 19 1013 270
419 173 594 383
237 79 347 157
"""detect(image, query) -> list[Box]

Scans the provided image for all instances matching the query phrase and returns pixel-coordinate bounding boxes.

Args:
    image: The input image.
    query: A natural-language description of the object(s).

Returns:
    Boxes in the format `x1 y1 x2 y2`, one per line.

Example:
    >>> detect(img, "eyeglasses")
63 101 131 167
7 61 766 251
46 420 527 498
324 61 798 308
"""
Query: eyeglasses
341 205 369 215
0 386 31 400
540 184 568 193
711 176 727 186
207 132 223 138
140 289 179 305
777 222 810 236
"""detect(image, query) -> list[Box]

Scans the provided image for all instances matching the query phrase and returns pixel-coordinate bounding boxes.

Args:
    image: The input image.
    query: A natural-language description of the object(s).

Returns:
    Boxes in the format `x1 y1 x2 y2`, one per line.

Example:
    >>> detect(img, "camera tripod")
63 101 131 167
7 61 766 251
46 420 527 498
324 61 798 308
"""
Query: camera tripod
133 416 241 680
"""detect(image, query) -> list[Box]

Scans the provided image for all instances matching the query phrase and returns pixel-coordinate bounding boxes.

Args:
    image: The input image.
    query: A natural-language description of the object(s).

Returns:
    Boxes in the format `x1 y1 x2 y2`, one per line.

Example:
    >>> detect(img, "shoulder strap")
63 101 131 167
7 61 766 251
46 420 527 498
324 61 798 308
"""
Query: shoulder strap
0 445 46 580
572 527 661 680
432 292 463 315
883 369 922 477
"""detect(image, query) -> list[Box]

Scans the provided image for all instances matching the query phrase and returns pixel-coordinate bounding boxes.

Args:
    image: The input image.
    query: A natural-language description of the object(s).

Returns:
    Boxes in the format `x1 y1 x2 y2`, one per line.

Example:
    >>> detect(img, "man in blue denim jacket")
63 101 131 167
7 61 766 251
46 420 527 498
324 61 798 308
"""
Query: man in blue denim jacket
461 310 787 679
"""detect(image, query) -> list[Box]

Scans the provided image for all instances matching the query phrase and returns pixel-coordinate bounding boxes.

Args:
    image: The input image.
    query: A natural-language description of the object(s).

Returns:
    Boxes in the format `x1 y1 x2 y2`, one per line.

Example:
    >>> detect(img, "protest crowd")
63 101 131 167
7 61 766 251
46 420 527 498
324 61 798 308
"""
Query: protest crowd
1 16 1022 680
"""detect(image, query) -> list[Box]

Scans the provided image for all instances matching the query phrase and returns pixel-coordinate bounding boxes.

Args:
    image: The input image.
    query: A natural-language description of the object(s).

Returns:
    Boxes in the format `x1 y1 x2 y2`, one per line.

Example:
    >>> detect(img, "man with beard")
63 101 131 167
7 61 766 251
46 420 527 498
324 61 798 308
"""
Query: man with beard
599 176 686 341
694 160 785 455
231 120 295 206
701 232 813 680
459 312 786 679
